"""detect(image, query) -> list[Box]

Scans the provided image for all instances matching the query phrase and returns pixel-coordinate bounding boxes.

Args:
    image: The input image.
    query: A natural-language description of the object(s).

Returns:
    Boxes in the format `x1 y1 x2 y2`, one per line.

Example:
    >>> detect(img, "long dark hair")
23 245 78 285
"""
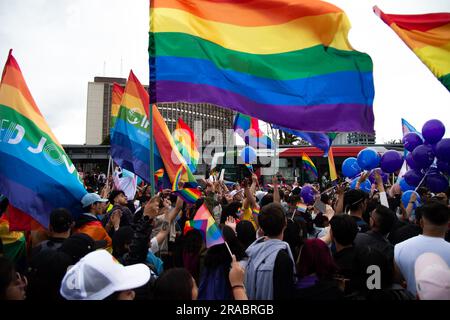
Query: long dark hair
154 268 195 300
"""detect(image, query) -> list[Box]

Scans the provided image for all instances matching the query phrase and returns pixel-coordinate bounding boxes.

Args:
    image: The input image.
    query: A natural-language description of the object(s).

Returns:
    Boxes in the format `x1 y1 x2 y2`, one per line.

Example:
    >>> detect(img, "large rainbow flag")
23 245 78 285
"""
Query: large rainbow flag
174 118 199 173
374 6 450 91
302 153 318 180
327 147 338 182
233 113 272 149
149 0 375 133
192 203 224 248
172 166 201 204
0 50 87 228
110 71 195 185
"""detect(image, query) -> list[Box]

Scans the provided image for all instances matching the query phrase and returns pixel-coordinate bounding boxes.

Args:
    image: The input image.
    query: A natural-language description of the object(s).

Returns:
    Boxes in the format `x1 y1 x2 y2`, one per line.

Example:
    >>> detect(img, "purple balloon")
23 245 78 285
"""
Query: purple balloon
425 174 449 193
435 138 450 162
300 185 316 205
412 144 435 169
437 160 450 175
404 169 424 187
402 132 423 152
422 119 445 144
380 151 403 173
405 152 420 170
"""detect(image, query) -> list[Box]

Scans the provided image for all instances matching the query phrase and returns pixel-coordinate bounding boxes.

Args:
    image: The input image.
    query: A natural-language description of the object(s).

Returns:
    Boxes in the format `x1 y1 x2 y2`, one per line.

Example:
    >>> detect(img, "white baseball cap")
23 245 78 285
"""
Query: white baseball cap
60 250 150 300
415 252 450 300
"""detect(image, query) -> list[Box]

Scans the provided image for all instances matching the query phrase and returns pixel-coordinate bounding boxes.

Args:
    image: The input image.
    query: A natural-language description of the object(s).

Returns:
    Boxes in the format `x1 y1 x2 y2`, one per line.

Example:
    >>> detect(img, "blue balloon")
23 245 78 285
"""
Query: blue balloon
401 190 421 209
240 146 257 163
350 179 371 193
357 148 380 170
399 178 415 192
342 157 362 178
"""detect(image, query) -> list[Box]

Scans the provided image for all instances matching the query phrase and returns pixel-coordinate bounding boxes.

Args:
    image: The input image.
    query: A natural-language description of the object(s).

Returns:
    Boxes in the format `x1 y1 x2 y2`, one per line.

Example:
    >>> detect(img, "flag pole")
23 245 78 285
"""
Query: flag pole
149 103 155 197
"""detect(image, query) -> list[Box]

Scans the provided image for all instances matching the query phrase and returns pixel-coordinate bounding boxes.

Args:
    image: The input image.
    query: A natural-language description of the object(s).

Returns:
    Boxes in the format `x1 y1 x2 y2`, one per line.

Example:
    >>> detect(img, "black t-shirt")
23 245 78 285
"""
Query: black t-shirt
389 223 422 245
273 249 295 300
351 216 370 233
31 237 66 258
333 246 357 279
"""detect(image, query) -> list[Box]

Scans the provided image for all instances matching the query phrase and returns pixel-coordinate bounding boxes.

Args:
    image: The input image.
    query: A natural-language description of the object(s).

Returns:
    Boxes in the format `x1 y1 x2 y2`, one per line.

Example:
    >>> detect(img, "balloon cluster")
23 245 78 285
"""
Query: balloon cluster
342 147 403 192
402 120 449 193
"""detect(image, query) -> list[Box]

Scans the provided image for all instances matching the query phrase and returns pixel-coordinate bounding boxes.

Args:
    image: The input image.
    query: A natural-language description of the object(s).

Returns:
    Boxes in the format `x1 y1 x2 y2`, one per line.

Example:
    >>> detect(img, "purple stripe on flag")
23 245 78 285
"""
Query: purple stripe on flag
155 81 374 133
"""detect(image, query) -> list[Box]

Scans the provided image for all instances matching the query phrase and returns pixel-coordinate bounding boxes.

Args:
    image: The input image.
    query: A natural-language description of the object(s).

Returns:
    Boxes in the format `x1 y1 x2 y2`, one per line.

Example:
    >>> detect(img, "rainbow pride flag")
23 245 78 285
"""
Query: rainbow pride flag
174 118 199 173
193 203 224 248
302 153 318 180
110 83 124 135
0 50 87 228
172 166 201 204
149 0 374 133
328 147 338 182
374 6 450 91
233 113 272 149
183 219 206 235
244 163 254 173
296 202 308 213
110 70 165 184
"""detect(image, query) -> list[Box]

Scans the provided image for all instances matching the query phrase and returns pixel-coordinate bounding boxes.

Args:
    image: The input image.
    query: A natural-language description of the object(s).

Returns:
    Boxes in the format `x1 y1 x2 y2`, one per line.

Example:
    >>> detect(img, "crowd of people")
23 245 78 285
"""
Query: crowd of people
0 169 449 301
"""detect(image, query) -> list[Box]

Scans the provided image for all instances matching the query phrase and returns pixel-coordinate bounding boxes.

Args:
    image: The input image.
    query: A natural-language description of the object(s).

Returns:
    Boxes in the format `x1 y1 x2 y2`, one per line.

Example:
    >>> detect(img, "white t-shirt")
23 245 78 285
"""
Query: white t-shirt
394 235 450 296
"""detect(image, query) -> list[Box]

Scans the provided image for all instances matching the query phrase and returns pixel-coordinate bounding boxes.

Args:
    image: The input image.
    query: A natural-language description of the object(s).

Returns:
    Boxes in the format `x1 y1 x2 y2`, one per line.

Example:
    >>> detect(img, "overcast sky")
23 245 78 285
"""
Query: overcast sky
1 0 449 145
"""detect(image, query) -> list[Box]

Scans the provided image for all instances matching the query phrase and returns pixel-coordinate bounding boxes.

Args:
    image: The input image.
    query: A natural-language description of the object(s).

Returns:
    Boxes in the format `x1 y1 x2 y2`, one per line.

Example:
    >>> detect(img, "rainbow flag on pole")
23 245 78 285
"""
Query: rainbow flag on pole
172 166 201 204
193 203 224 248
149 0 375 133
328 147 338 182
174 118 199 173
302 153 318 180
233 113 272 149
0 50 87 228
110 83 124 135
374 6 450 91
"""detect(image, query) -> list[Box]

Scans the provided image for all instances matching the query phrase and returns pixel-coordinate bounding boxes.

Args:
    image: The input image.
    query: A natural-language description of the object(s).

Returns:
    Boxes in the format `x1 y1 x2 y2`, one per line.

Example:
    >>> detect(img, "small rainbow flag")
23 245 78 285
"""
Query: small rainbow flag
302 153 318 180
155 168 164 181
296 202 308 213
183 219 207 235
174 118 199 173
193 204 224 248
233 113 272 149
172 166 201 204
252 206 260 216
328 147 338 182
374 6 450 91
245 163 254 172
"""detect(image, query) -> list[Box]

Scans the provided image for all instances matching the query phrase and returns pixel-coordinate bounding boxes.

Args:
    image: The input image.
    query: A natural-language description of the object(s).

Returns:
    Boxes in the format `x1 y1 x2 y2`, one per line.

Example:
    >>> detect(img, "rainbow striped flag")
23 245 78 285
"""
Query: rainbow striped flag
244 163 254 173
374 6 450 91
296 202 308 213
193 203 225 248
154 168 164 181
110 70 165 184
233 113 272 149
110 83 124 135
302 153 318 180
172 166 201 204
183 219 207 235
328 147 338 182
149 0 374 133
0 50 87 228
174 118 199 173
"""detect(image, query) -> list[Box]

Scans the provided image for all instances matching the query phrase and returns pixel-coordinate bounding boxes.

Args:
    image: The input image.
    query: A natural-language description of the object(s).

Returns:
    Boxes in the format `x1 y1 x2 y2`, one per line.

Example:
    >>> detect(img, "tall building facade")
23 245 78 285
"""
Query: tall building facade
346 132 376 145
85 77 235 145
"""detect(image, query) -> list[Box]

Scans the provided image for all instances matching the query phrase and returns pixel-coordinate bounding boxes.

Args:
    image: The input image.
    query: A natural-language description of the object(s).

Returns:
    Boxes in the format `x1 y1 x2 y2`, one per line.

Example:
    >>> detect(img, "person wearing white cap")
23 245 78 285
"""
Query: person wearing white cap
60 250 150 300
415 252 450 300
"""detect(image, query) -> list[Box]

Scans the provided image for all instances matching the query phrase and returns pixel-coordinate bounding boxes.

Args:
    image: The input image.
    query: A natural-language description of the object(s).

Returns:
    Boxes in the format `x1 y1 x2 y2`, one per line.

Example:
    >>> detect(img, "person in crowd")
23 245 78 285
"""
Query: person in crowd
294 238 344 300
59 233 107 264
104 190 134 229
244 202 295 300
153 268 198 300
228 254 248 300
74 193 115 249
0 256 27 300
235 220 256 250
60 250 150 300
329 214 358 283
343 189 370 233
32 208 73 257
354 205 396 261
389 205 424 245
394 201 450 296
